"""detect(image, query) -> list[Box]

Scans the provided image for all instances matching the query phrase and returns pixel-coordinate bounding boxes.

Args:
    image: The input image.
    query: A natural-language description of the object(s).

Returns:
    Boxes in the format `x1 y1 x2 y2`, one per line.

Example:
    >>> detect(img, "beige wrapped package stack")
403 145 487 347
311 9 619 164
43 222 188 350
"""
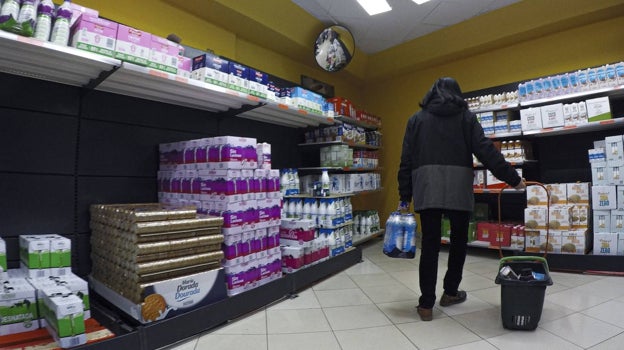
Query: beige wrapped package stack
89 203 224 303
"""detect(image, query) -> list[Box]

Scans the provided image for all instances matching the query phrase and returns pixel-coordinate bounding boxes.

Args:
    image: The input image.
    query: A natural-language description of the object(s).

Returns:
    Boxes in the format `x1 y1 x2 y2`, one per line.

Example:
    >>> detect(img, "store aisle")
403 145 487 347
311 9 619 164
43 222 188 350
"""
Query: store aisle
161 239 624 350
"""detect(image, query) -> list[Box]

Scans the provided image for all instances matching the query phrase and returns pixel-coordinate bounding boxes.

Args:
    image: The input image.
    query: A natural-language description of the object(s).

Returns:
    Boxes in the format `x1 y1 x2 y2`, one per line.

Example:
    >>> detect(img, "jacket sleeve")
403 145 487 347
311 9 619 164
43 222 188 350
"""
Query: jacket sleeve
398 117 414 203
469 114 521 187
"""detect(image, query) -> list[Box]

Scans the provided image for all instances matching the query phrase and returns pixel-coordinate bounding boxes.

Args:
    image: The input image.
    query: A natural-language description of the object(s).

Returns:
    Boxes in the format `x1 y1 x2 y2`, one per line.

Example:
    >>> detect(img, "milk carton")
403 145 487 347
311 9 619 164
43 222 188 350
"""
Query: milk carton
607 161 624 185
540 103 564 128
586 97 612 122
248 69 268 99
591 161 608 185
114 25 151 66
525 207 547 230
47 234 71 275
593 210 611 233
594 233 618 256
228 62 250 94
178 56 192 78
604 135 624 163
149 36 179 74
618 185 624 209
0 278 38 335
70 15 118 57
19 235 51 270
191 53 230 87
546 183 567 205
592 185 617 210
41 286 86 348
611 208 624 232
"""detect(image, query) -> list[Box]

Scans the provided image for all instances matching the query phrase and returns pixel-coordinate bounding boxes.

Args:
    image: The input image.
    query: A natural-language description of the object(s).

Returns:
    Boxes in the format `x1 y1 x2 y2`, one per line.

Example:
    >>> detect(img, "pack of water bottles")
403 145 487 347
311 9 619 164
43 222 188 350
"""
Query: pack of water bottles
383 211 417 259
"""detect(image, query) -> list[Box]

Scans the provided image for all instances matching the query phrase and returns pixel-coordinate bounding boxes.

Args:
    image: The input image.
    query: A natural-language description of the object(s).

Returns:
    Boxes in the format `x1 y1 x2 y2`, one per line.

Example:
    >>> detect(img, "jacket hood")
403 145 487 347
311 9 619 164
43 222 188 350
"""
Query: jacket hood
424 96 464 116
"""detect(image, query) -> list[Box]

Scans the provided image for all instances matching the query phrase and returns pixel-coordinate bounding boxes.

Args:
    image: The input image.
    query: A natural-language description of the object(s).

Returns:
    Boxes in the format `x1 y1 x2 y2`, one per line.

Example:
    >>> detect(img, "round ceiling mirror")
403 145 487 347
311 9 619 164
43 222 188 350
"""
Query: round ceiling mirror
314 25 355 72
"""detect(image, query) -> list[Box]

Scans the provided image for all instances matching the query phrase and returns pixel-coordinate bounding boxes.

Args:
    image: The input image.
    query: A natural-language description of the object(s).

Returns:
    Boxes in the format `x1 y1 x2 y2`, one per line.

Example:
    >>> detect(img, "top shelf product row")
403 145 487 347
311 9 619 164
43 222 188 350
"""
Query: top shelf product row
0 29 380 129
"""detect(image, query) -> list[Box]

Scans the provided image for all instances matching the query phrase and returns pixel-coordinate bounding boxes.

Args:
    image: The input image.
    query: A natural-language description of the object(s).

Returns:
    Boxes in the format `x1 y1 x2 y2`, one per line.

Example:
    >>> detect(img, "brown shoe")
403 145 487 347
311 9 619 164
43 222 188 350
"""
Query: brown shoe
416 306 433 321
439 290 467 307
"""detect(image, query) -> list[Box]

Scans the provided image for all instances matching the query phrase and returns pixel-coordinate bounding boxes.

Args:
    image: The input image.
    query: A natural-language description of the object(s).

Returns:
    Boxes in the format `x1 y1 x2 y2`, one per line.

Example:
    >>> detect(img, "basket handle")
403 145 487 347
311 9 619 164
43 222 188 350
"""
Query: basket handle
499 255 549 269
497 181 550 259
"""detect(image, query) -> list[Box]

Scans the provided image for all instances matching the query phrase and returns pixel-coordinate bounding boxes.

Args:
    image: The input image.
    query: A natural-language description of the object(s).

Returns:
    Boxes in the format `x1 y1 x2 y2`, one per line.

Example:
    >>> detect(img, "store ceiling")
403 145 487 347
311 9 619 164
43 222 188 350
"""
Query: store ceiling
291 0 521 54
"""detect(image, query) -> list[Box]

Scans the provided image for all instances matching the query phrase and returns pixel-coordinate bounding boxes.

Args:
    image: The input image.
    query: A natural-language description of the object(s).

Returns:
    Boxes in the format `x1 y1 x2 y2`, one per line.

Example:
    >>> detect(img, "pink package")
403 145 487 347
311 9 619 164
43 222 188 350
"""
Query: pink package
281 246 305 273
149 35 179 74
178 56 192 78
115 24 151 66
69 2 99 27
71 14 119 58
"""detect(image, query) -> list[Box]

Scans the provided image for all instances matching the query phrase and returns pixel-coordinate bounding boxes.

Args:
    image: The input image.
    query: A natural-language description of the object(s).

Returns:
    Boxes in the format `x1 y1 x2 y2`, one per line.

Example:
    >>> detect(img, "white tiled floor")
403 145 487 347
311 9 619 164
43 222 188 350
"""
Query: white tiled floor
161 239 624 350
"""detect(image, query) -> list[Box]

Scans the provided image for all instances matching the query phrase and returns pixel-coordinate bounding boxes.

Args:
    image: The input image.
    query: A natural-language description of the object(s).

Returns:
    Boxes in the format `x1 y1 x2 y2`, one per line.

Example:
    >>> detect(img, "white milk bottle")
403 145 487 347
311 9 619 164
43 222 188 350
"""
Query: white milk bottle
0 0 20 20
34 0 54 41
17 0 37 23
50 0 72 46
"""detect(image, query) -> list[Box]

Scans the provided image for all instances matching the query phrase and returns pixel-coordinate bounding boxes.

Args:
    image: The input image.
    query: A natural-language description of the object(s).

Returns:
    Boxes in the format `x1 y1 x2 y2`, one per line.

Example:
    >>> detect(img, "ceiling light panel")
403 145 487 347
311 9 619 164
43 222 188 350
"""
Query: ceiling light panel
357 0 392 16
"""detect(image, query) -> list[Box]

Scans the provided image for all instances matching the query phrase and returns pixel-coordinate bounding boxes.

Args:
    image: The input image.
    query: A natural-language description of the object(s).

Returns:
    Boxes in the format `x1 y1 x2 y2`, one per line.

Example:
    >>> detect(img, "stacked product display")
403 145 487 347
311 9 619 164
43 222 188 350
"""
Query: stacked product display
589 135 624 255
467 182 591 254
157 136 283 297
352 210 381 244
518 62 624 102
0 235 91 348
89 203 227 323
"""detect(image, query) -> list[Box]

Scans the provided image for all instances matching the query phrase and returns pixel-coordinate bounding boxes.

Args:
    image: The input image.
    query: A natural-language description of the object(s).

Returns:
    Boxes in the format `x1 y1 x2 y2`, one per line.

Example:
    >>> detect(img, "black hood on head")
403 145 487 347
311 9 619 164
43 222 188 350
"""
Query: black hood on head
420 77 468 116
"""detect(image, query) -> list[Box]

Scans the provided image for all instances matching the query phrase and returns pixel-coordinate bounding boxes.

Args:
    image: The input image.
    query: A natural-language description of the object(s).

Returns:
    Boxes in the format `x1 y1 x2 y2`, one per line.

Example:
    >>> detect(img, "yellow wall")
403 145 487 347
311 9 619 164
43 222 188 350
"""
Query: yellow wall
73 0 364 100
72 0 623 226
363 15 624 224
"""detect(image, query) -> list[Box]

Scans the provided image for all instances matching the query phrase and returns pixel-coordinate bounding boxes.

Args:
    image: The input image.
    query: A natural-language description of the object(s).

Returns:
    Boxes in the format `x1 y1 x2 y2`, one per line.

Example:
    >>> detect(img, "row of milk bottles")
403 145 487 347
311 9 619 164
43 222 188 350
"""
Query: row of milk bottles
1 0 74 45
280 168 300 195
282 197 352 224
353 211 380 237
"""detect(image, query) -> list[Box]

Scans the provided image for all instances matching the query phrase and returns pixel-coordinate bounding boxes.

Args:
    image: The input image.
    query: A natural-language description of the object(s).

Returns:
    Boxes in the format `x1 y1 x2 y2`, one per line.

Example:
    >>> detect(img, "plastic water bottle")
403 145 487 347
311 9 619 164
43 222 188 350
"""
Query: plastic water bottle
402 213 417 258
17 0 37 23
50 0 72 45
0 0 20 20
383 212 400 257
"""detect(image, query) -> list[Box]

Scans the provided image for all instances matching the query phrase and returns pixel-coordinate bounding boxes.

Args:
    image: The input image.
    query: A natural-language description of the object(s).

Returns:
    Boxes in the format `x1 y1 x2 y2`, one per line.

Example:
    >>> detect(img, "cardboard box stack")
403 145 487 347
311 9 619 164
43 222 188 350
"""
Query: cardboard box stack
0 277 38 336
19 234 71 279
39 286 86 348
158 136 283 296
590 134 624 255
89 203 227 323
525 183 591 254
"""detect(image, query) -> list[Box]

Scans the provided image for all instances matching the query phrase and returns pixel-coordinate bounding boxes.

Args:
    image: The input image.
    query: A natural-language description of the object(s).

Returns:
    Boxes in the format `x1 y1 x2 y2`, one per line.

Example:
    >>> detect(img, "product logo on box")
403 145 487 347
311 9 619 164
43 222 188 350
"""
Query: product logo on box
176 278 200 302
599 192 610 206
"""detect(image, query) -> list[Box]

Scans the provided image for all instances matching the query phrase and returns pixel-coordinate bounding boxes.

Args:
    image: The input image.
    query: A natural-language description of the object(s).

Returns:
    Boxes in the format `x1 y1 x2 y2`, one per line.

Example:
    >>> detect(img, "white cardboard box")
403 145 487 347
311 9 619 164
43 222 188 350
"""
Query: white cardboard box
566 182 590 205
586 96 612 122
591 161 608 185
611 208 624 232
540 103 565 128
592 185 617 210
593 210 611 233
607 160 624 185
520 107 543 131
605 135 624 163
594 232 618 255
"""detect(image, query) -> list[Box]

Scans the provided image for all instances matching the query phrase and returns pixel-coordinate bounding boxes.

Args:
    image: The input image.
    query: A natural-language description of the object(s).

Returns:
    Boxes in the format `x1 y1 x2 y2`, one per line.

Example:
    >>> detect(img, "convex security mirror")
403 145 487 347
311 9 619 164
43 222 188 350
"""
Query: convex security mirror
314 25 355 72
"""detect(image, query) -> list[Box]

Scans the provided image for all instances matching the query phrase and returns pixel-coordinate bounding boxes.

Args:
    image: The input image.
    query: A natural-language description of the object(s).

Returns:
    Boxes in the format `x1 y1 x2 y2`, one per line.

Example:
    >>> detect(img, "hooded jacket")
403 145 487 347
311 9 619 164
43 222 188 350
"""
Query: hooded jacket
397 94 521 212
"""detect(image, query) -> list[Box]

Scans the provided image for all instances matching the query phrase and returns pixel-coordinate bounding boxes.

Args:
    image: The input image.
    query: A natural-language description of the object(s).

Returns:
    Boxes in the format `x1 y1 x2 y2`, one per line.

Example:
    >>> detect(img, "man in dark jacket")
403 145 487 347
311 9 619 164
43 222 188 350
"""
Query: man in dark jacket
397 77 526 321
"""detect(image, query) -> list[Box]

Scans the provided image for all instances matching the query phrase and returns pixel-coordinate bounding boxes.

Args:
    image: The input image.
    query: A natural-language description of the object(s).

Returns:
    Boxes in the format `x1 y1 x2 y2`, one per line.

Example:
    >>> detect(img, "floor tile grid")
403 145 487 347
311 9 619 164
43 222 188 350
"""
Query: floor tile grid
161 239 624 349
359 240 624 350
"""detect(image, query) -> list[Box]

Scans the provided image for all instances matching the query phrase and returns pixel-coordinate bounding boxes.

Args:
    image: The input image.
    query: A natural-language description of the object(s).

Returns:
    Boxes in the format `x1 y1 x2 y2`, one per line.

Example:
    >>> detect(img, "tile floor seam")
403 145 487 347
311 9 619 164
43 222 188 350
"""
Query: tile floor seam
537 322 596 349
313 288 346 350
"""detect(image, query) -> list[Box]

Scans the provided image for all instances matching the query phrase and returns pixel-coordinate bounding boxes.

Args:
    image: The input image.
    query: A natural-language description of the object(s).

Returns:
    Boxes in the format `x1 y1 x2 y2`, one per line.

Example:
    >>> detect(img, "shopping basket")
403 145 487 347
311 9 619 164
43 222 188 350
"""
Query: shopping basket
494 181 553 330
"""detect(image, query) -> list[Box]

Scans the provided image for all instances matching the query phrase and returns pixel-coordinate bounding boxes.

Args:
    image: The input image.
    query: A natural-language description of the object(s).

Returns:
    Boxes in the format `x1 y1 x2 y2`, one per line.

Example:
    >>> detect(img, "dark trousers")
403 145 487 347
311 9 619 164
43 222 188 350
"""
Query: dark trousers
417 209 471 308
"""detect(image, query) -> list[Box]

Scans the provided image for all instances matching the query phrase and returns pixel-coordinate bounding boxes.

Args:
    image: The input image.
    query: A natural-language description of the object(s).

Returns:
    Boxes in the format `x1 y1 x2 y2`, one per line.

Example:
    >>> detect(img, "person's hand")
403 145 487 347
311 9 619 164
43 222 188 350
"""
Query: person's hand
398 201 410 211
514 179 527 191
